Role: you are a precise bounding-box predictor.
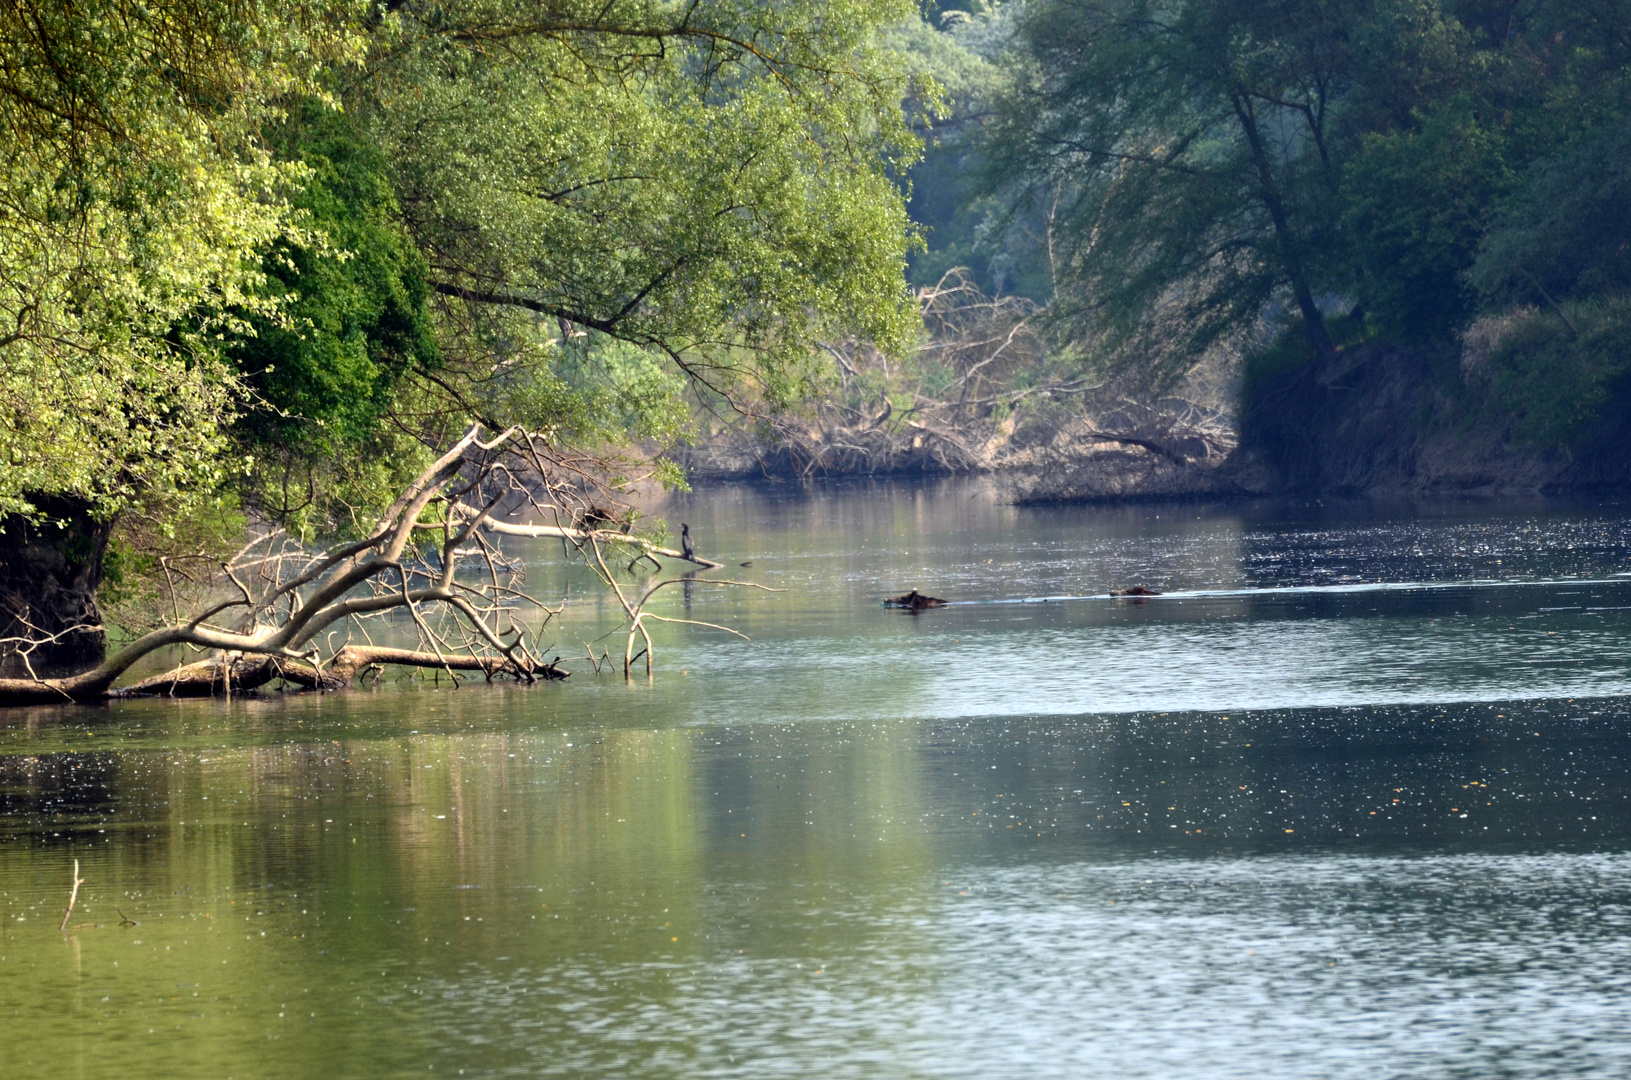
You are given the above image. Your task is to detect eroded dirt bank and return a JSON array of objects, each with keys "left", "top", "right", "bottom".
[{"left": 1238, "top": 343, "right": 1631, "bottom": 496}]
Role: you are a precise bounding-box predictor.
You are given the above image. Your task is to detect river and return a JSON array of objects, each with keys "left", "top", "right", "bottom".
[{"left": 5, "top": 480, "right": 1631, "bottom": 1078}]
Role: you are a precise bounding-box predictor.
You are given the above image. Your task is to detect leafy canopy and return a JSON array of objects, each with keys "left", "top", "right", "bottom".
[
  {"left": 0, "top": 0, "right": 928, "bottom": 539},
  {"left": 987, "top": 0, "right": 1631, "bottom": 386},
  {"left": 357, "top": 0, "right": 923, "bottom": 424},
  {"left": 0, "top": 0, "right": 366, "bottom": 520}
]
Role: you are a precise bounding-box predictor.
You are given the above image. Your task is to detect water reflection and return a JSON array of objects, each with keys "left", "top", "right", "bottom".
[
  {"left": 4, "top": 486, "right": 1631, "bottom": 1077},
  {"left": 5, "top": 697, "right": 1631, "bottom": 1077}
]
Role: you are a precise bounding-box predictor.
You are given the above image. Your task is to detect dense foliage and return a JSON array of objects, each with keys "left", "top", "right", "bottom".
[
  {"left": 0, "top": 0, "right": 924, "bottom": 536},
  {"left": 984, "top": 0, "right": 1631, "bottom": 430},
  {"left": 0, "top": 0, "right": 366, "bottom": 521}
]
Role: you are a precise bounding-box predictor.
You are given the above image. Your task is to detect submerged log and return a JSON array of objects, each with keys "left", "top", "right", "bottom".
[
  {"left": 884, "top": 589, "right": 948, "bottom": 610},
  {"left": 116, "top": 646, "right": 570, "bottom": 698},
  {"left": 314, "top": 646, "right": 569, "bottom": 686},
  {"left": 116, "top": 657, "right": 282, "bottom": 698}
]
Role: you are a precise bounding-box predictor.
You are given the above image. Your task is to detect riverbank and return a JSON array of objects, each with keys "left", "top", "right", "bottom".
[
  {"left": 671, "top": 393, "right": 1248, "bottom": 502},
  {"left": 676, "top": 342, "right": 1631, "bottom": 502},
  {"left": 1238, "top": 340, "right": 1631, "bottom": 495}
]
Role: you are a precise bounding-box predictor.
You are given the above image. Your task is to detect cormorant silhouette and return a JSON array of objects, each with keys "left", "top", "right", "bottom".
[{"left": 680, "top": 523, "right": 695, "bottom": 561}]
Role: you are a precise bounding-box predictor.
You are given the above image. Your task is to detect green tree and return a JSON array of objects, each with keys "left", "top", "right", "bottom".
[
  {"left": 989, "top": 0, "right": 1631, "bottom": 400},
  {"left": 988, "top": 0, "right": 1362, "bottom": 372},
  {"left": 227, "top": 0, "right": 927, "bottom": 533},
  {"left": 1471, "top": 118, "right": 1631, "bottom": 307},
  {"left": 229, "top": 100, "right": 442, "bottom": 531},
  {"left": 0, "top": 0, "right": 366, "bottom": 673},
  {"left": 0, "top": 0, "right": 365, "bottom": 522},
  {"left": 1341, "top": 97, "right": 1510, "bottom": 341},
  {"left": 357, "top": 0, "right": 922, "bottom": 421},
  {"left": 892, "top": 2, "right": 1051, "bottom": 298},
  {"left": 1467, "top": 116, "right": 1631, "bottom": 446}
]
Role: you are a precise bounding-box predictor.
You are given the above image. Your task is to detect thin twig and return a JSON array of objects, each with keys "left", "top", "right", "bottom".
[{"left": 59, "top": 858, "right": 83, "bottom": 932}]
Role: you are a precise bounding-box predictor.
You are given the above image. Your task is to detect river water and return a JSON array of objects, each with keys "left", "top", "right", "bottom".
[{"left": 5, "top": 481, "right": 1631, "bottom": 1078}]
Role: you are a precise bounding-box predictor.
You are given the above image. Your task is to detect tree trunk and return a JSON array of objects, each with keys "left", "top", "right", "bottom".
[
  {"left": 1232, "top": 92, "right": 1337, "bottom": 362},
  {"left": 0, "top": 495, "right": 110, "bottom": 678}
]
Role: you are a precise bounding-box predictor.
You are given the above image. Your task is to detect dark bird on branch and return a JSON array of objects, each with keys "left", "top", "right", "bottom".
[{"left": 680, "top": 523, "right": 695, "bottom": 562}]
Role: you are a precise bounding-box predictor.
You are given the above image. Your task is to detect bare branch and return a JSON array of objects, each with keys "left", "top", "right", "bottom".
[{"left": 0, "top": 423, "right": 762, "bottom": 704}]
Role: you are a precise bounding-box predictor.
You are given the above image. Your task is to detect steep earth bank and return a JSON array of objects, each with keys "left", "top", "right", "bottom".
[
  {"left": 0, "top": 495, "right": 110, "bottom": 678},
  {"left": 1237, "top": 342, "right": 1631, "bottom": 496}
]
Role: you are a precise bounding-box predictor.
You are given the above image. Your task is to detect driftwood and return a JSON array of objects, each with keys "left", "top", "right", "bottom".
[
  {"left": 0, "top": 424, "right": 723, "bottom": 706},
  {"left": 470, "top": 517, "right": 723, "bottom": 569},
  {"left": 586, "top": 541, "right": 775, "bottom": 675},
  {"left": 884, "top": 590, "right": 948, "bottom": 610},
  {"left": 117, "top": 656, "right": 284, "bottom": 698}
]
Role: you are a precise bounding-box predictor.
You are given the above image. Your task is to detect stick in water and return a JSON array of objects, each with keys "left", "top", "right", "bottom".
[{"left": 59, "top": 858, "right": 83, "bottom": 932}]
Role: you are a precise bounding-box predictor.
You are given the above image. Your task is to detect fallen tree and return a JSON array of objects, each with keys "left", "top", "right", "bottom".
[{"left": 0, "top": 425, "right": 725, "bottom": 706}]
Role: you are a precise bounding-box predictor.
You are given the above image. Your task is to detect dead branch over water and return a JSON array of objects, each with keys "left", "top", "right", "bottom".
[
  {"left": 0, "top": 426, "right": 728, "bottom": 706},
  {"left": 584, "top": 540, "right": 776, "bottom": 675}
]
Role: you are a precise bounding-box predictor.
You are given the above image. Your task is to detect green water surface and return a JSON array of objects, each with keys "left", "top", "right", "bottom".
[{"left": 6, "top": 482, "right": 1631, "bottom": 1078}]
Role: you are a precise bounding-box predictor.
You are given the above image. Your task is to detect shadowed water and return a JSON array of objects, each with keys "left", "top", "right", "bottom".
[{"left": 4, "top": 482, "right": 1631, "bottom": 1078}]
